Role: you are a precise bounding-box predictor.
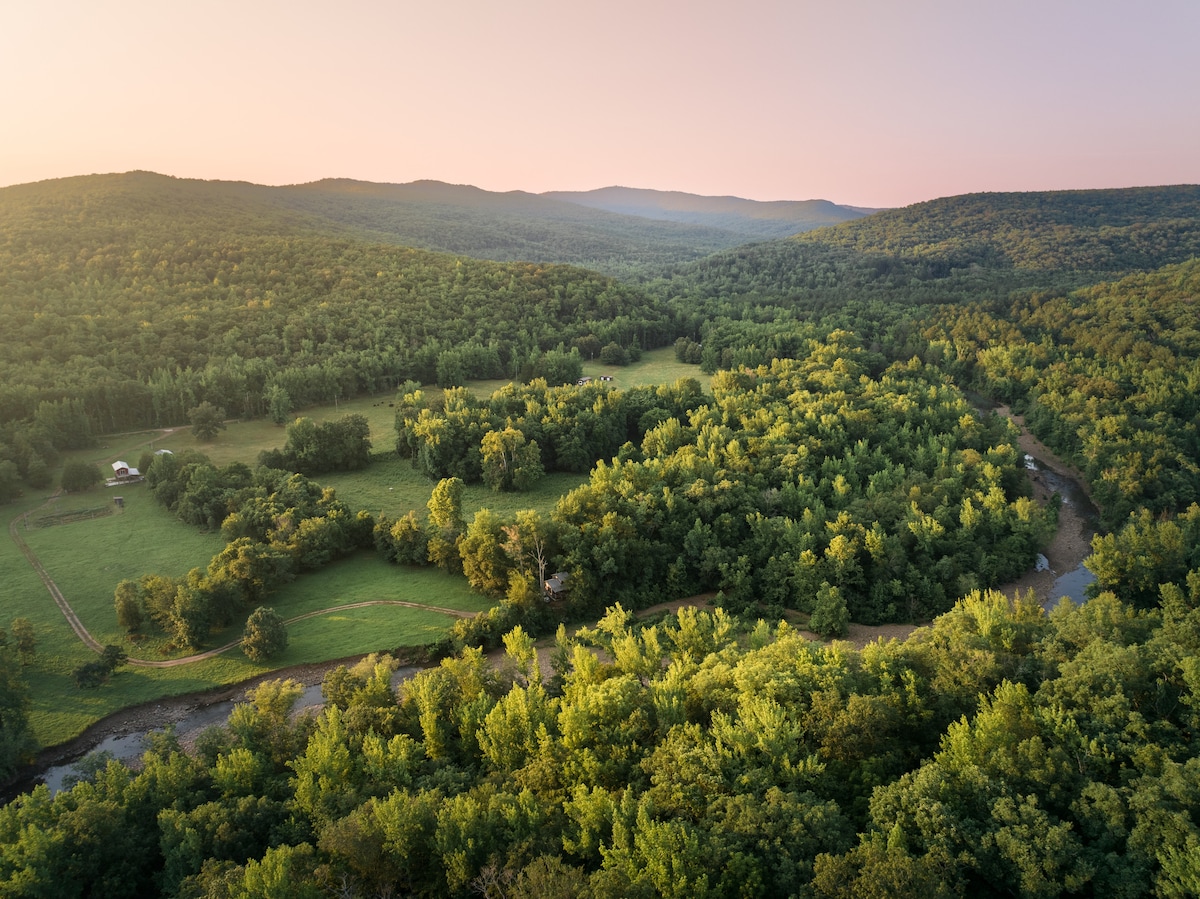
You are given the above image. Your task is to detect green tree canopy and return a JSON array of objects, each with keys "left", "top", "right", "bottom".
[
  {"left": 189, "top": 401, "right": 228, "bottom": 441},
  {"left": 242, "top": 607, "right": 289, "bottom": 663},
  {"left": 60, "top": 460, "right": 102, "bottom": 493}
]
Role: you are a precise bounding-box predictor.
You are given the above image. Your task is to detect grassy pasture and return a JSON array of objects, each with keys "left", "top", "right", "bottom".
[
  {"left": 127, "top": 352, "right": 704, "bottom": 469},
  {"left": 138, "top": 392, "right": 400, "bottom": 468},
  {"left": 283, "top": 604, "right": 461, "bottom": 659},
  {"left": 322, "top": 456, "right": 588, "bottom": 522},
  {"left": 267, "top": 553, "right": 490, "bottom": 618},
  {"left": 7, "top": 361, "right": 695, "bottom": 747},
  {"left": 581, "top": 346, "right": 708, "bottom": 391},
  {"left": 20, "top": 485, "right": 227, "bottom": 648}
]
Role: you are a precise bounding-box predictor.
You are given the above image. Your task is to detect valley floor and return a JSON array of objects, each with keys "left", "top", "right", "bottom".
[{"left": 15, "top": 406, "right": 1097, "bottom": 784}]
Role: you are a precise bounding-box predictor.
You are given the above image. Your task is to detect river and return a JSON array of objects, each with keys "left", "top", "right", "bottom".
[{"left": 35, "top": 667, "right": 420, "bottom": 796}]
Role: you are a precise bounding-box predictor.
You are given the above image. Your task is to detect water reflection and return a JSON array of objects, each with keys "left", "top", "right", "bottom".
[
  {"left": 37, "top": 666, "right": 425, "bottom": 796},
  {"left": 1048, "top": 565, "right": 1098, "bottom": 611},
  {"left": 1024, "top": 454, "right": 1099, "bottom": 610}
]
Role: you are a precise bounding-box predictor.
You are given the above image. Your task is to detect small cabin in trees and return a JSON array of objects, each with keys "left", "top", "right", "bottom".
[{"left": 544, "top": 572, "right": 570, "bottom": 601}]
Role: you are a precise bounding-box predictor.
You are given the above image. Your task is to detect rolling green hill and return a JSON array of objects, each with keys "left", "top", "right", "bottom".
[
  {"left": 0, "top": 172, "right": 673, "bottom": 441},
  {"left": 793, "top": 184, "right": 1200, "bottom": 274},
  {"left": 652, "top": 184, "right": 1200, "bottom": 313}
]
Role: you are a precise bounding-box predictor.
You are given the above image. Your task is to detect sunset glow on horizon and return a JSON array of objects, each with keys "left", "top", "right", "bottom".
[{"left": 2, "top": 0, "right": 1198, "bottom": 209}]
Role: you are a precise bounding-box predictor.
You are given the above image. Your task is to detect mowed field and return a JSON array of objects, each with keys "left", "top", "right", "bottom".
[{"left": 7, "top": 358, "right": 701, "bottom": 746}]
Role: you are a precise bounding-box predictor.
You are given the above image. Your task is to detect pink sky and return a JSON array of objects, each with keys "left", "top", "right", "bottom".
[{"left": 2, "top": 0, "right": 1198, "bottom": 208}]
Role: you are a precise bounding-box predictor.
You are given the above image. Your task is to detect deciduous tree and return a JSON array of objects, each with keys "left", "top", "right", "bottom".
[
  {"left": 61, "top": 460, "right": 102, "bottom": 492},
  {"left": 242, "top": 607, "right": 288, "bottom": 662},
  {"left": 189, "top": 401, "right": 227, "bottom": 441}
]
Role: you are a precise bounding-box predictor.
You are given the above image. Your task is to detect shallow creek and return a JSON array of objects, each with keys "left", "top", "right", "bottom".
[
  {"left": 36, "top": 668, "right": 420, "bottom": 795},
  {"left": 1024, "top": 452, "right": 1099, "bottom": 609}
]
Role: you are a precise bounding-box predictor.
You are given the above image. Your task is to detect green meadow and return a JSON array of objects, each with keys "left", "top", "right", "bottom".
[
  {"left": 322, "top": 457, "right": 589, "bottom": 523},
  {"left": 581, "top": 345, "right": 708, "bottom": 390}
]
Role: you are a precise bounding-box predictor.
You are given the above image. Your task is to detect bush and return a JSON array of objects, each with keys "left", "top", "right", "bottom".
[
  {"left": 599, "top": 342, "right": 630, "bottom": 366},
  {"left": 71, "top": 645, "right": 127, "bottom": 688},
  {"left": 61, "top": 461, "right": 102, "bottom": 493},
  {"left": 72, "top": 661, "right": 110, "bottom": 688}
]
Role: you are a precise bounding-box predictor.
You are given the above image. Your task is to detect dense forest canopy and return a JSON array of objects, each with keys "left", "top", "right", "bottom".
[
  {"left": 922, "top": 258, "right": 1200, "bottom": 527},
  {"left": 647, "top": 187, "right": 1200, "bottom": 530},
  {"left": 4, "top": 173, "right": 1200, "bottom": 897},
  {"left": 4, "top": 591, "right": 1200, "bottom": 898}
]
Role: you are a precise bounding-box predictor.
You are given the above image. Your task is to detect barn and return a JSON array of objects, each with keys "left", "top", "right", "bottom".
[{"left": 108, "top": 461, "right": 142, "bottom": 485}]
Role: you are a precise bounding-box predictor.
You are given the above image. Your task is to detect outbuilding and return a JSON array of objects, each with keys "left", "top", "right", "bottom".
[
  {"left": 544, "top": 571, "right": 570, "bottom": 601},
  {"left": 108, "top": 461, "right": 142, "bottom": 485}
]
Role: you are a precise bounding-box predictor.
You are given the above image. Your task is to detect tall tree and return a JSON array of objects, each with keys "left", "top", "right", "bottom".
[
  {"left": 427, "top": 477, "right": 465, "bottom": 572},
  {"left": 189, "top": 402, "right": 227, "bottom": 441},
  {"left": 0, "top": 643, "right": 33, "bottom": 778},
  {"left": 481, "top": 427, "right": 544, "bottom": 492},
  {"left": 60, "top": 460, "right": 102, "bottom": 493},
  {"left": 459, "top": 509, "right": 512, "bottom": 597}
]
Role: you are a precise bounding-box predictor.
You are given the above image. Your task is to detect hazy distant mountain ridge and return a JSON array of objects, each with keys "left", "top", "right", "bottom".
[
  {"left": 0, "top": 172, "right": 770, "bottom": 278},
  {"left": 544, "top": 185, "right": 872, "bottom": 239},
  {"left": 270, "top": 178, "right": 753, "bottom": 273}
]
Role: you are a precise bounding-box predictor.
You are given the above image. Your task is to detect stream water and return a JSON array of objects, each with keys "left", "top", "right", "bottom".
[
  {"left": 36, "top": 668, "right": 420, "bottom": 795},
  {"left": 1025, "top": 453, "right": 1099, "bottom": 610}
]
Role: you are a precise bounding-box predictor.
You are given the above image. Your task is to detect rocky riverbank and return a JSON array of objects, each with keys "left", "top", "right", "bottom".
[{"left": 995, "top": 405, "right": 1099, "bottom": 607}]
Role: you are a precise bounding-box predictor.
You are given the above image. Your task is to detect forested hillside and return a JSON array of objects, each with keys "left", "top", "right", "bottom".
[
  {"left": 0, "top": 173, "right": 675, "bottom": 485},
  {"left": 656, "top": 185, "right": 1200, "bottom": 310},
  {"left": 653, "top": 186, "right": 1200, "bottom": 529},
  {"left": 793, "top": 185, "right": 1200, "bottom": 274},
  {"left": 0, "top": 172, "right": 763, "bottom": 277},
  {"left": 923, "top": 258, "right": 1200, "bottom": 527}
]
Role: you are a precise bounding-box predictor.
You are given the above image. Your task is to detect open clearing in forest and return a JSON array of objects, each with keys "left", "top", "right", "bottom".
[{"left": 581, "top": 346, "right": 707, "bottom": 390}]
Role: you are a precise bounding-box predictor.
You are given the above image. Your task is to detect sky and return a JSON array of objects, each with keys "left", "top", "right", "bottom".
[{"left": 2, "top": 0, "right": 1198, "bottom": 208}]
